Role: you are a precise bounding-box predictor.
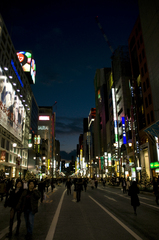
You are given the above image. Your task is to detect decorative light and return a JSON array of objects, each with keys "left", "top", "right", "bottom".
[
  {"left": 4, "top": 67, "right": 8, "bottom": 71},
  {"left": 17, "top": 89, "right": 20, "bottom": 92},
  {"left": 13, "top": 143, "right": 17, "bottom": 147},
  {"left": 22, "top": 100, "right": 25, "bottom": 102},
  {"left": 9, "top": 76, "right": 13, "bottom": 79},
  {"left": 20, "top": 95, "right": 23, "bottom": 97},
  {"left": 13, "top": 83, "right": 16, "bottom": 86}
]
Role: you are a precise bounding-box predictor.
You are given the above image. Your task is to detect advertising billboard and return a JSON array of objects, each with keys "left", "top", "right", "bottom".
[
  {"left": 0, "top": 76, "right": 26, "bottom": 141},
  {"left": 16, "top": 51, "right": 36, "bottom": 84}
]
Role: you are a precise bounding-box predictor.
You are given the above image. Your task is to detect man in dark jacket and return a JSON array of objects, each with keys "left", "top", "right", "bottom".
[
  {"left": 16, "top": 180, "right": 41, "bottom": 239},
  {"left": 153, "top": 177, "right": 159, "bottom": 205},
  {"left": 65, "top": 178, "right": 72, "bottom": 195},
  {"left": 5, "top": 179, "right": 23, "bottom": 237}
]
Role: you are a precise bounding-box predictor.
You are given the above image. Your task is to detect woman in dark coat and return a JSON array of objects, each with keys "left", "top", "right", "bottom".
[
  {"left": 129, "top": 181, "right": 140, "bottom": 215},
  {"left": 4, "top": 179, "right": 23, "bottom": 237}
]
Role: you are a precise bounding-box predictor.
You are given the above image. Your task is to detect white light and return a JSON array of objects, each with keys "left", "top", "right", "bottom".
[
  {"left": 4, "top": 67, "right": 8, "bottom": 71},
  {"left": 39, "top": 116, "right": 50, "bottom": 121},
  {"left": 9, "top": 75, "right": 13, "bottom": 79},
  {"left": 17, "top": 89, "right": 20, "bottom": 92},
  {"left": 13, "top": 82, "right": 16, "bottom": 86},
  {"left": 23, "top": 100, "right": 25, "bottom": 102},
  {"left": 20, "top": 95, "right": 23, "bottom": 97},
  {"left": 25, "top": 104, "right": 28, "bottom": 107},
  {"left": 27, "top": 108, "right": 30, "bottom": 110},
  {"left": 28, "top": 143, "right": 32, "bottom": 148},
  {"left": 13, "top": 143, "right": 17, "bottom": 147}
]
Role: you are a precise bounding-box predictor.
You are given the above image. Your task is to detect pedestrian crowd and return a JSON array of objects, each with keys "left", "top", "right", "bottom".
[{"left": 0, "top": 176, "right": 56, "bottom": 239}]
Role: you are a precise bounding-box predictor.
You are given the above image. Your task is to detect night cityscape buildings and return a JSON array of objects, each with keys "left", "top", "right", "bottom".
[{"left": 0, "top": 1, "right": 159, "bottom": 181}]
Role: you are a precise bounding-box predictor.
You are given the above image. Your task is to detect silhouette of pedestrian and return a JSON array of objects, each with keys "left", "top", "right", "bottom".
[{"left": 128, "top": 181, "right": 140, "bottom": 215}]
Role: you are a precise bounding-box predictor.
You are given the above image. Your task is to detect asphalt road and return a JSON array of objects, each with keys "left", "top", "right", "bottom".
[{"left": 0, "top": 183, "right": 158, "bottom": 240}]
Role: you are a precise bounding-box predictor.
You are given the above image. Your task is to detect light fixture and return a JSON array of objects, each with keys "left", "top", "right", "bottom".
[
  {"left": 9, "top": 76, "right": 13, "bottom": 79},
  {"left": 17, "top": 89, "right": 20, "bottom": 92},
  {"left": 13, "top": 143, "right": 17, "bottom": 147},
  {"left": 20, "top": 95, "right": 23, "bottom": 97},
  {"left": 13, "top": 83, "right": 16, "bottom": 86},
  {"left": 4, "top": 67, "right": 8, "bottom": 71},
  {"left": 27, "top": 108, "right": 30, "bottom": 110},
  {"left": 25, "top": 104, "right": 28, "bottom": 107},
  {"left": 28, "top": 143, "right": 32, "bottom": 148},
  {"left": 22, "top": 100, "right": 25, "bottom": 102}
]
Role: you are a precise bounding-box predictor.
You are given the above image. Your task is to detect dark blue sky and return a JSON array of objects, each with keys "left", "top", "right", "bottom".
[{"left": 1, "top": 0, "right": 139, "bottom": 153}]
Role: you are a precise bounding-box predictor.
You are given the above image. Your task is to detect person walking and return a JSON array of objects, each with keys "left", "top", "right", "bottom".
[
  {"left": 126, "top": 178, "right": 131, "bottom": 194},
  {"left": 65, "top": 178, "right": 72, "bottom": 195},
  {"left": 38, "top": 179, "right": 45, "bottom": 203},
  {"left": 0, "top": 178, "right": 6, "bottom": 201},
  {"left": 122, "top": 178, "right": 126, "bottom": 193},
  {"left": 128, "top": 181, "right": 140, "bottom": 215},
  {"left": 50, "top": 178, "right": 55, "bottom": 192},
  {"left": 76, "top": 178, "right": 83, "bottom": 202},
  {"left": 16, "top": 179, "right": 41, "bottom": 240},
  {"left": 153, "top": 177, "right": 159, "bottom": 205},
  {"left": 5, "top": 179, "right": 23, "bottom": 238},
  {"left": 83, "top": 178, "right": 87, "bottom": 192}
]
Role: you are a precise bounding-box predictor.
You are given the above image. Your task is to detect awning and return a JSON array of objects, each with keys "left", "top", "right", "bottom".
[{"left": 144, "top": 120, "right": 159, "bottom": 137}]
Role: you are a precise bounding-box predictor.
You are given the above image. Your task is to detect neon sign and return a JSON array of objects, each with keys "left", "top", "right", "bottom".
[
  {"left": 122, "top": 117, "right": 127, "bottom": 144},
  {"left": 11, "top": 60, "right": 24, "bottom": 87},
  {"left": 39, "top": 116, "right": 50, "bottom": 121}
]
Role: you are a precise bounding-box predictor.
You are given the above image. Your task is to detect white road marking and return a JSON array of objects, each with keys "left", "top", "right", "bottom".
[
  {"left": 98, "top": 187, "right": 159, "bottom": 209},
  {"left": 89, "top": 196, "right": 143, "bottom": 240},
  {"left": 45, "top": 189, "right": 67, "bottom": 240},
  {"left": 104, "top": 195, "right": 117, "bottom": 202},
  {"left": 0, "top": 221, "right": 17, "bottom": 239}
]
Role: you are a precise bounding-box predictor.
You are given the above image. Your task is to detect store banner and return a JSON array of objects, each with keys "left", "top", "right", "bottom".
[{"left": 0, "top": 77, "right": 26, "bottom": 141}]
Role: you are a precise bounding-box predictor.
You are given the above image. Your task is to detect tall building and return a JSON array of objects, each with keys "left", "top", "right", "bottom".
[
  {"left": 0, "top": 15, "right": 34, "bottom": 178},
  {"left": 137, "top": 0, "right": 159, "bottom": 177},
  {"left": 128, "top": 16, "right": 157, "bottom": 179},
  {"left": 38, "top": 106, "right": 55, "bottom": 176}
]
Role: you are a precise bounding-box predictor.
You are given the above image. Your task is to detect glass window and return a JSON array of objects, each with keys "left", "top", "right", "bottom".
[
  {"left": 151, "top": 111, "right": 154, "bottom": 122},
  {"left": 147, "top": 113, "right": 150, "bottom": 124},
  {"left": 143, "top": 82, "right": 146, "bottom": 92},
  {"left": 1, "top": 138, "right": 5, "bottom": 148},
  {"left": 10, "top": 155, "right": 12, "bottom": 163},
  {"left": 6, "top": 140, "right": 9, "bottom": 151},
  {"left": 146, "top": 78, "right": 149, "bottom": 89},
  {"left": 144, "top": 63, "right": 147, "bottom": 73},
  {"left": 148, "top": 94, "right": 152, "bottom": 105},
  {"left": 145, "top": 97, "right": 148, "bottom": 108}
]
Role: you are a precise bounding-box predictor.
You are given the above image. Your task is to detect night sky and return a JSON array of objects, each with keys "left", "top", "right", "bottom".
[{"left": 1, "top": 0, "right": 139, "bottom": 153}]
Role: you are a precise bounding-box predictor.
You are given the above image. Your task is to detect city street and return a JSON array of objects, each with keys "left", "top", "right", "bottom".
[{"left": 0, "top": 183, "right": 158, "bottom": 240}]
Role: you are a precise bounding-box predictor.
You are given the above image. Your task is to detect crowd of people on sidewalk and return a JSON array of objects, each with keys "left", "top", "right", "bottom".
[{"left": 0, "top": 174, "right": 159, "bottom": 238}]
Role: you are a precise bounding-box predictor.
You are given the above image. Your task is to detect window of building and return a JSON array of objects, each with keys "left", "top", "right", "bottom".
[
  {"left": 10, "top": 155, "right": 12, "bottom": 163},
  {"left": 141, "top": 67, "right": 144, "bottom": 77},
  {"left": 147, "top": 113, "right": 150, "bottom": 124},
  {"left": 150, "top": 110, "right": 154, "bottom": 122},
  {"left": 148, "top": 94, "right": 152, "bottom": 105},
  {"left": 6, "top": 140, "right": 9, "bottom": 151},
  {"left": 145, "top": 97, "right": 148, "bottom": 108},
  {"left": 144, "top": 63, "right": 147, "bottom": 73},
  {"left": 5, "top": 152, "right": 8, "bottom": 162},
  {"left": 142, "top": 49, "right": 145, "bottom": 59},
  {"left": 140, "top": 35, "right": 143, "bottom": 44},
  {"left": 146, "top": 78, "right": 149, "bottom": 89},
  {"left": 118, "top": 108, "right": 123, "bottom": 116},
  {"left": 143, "top": 82, "right": 146, "bottom": 92},
  {"left": 1, "top": 138, "right": 5, "bottom": 148},
  {"left": 139, "top": 54, "right": 142, "bottom": 63}
]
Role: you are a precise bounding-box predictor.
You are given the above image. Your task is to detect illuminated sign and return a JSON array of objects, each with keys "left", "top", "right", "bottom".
[
  {"left": 39, "top": 116, "right": 50, "bottom": 121},
  {"left": 11, "top": 60, "right": 24, "bottom": 87},
  {"left": 150, "top": 162, "right": 159, "bottom": 169},
  {"left": 16, "top": 51, "right": 36, "bottom": 84},
  {"left": 0, "top": 76, "right": 25, "bottom": 141},
  {"left": 112, "top": 88, "right": 118, "bottom": 143},
  {"left": 38, "top": 126, "right": 49, "bottom": 130},
  {"left": 34, "top": 135, "right": 41, "bottom": 144},
  {"left": 122, "top": 117, "right": 127, "bottom": 144},
  {"left": 0, "top": 151, "right": 6, "bottom": 161},
  {"left": 108, "top": 153, "right": 111, "bottom": 166}
]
